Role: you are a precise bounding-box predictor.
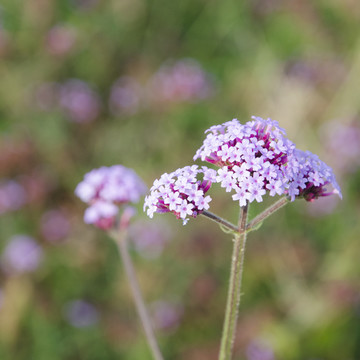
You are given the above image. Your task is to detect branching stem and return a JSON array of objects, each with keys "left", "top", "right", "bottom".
[
  {"left": 244, "top": 197, "right": 289, "bottom": 234},
  {"left": 201, "top": 210, "right": 238, "bottom": 233}
]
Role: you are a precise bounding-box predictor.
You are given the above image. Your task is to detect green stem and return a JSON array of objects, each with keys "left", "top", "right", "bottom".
[
  {"left": 112, "top": 230, "right": 164, "bottom": 360},
  {"left": 219, "top": 204, "right": 249, "bottom": 360},
  {"left": 245, "top": 197, "right": 289, "bottom": 233},
  {"left": 201, "top": 210, "right": 238, "bottom": 233}
]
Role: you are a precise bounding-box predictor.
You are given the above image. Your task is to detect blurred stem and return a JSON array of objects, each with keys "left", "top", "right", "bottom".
[
  {"left": 245, "top": 197, "right": 289, "bottom": 234},
  {"left": 201, "top": 210, "right": 238, "bottom": 233},
  {"left": 111, "top": 230, "right": 164, "bottom": 360},
  {"left": 219, "top": 204, "right": 249, "bottom": 360}
]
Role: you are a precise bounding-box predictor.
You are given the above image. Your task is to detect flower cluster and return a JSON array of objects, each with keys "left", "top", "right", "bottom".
[
  {"left": 194, "top": 116, "right": 341, "bottom": 205},
  {"left": 144, "top": 166, "right": 216, "bottom": 225},
  {"left": 1, "top": 235, "right": 43, "bottom": 274},
  {"left": 147, "top": 59, "right": 214, "bottom": 104},
  {"left": 144, "top": 117, "right": 341, "bottom": 224},
  {"left": 0, "top": 180, "right": 27, "bottom": 214},
  {"left": 288, "top": 149, "right": 342, "bottom": 201},
  {"left": 59, "top": 79, "right": 101, "bottom": 123},
  {"left": 75, "top": 165, "right": 147, "bottom": 230}
]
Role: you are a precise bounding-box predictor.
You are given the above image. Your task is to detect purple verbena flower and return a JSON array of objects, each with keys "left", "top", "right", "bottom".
[
  {"left": 194, "top": 116, "right": 342, "bottom": 205},
  {"left": 46, "top": 25, "right": 77, "bottom": 57},
  {"left": 1, "top": 235, "right": 43, "bottom": 274},
  {"left": 83, "top": 201, "right": 118, "bottom": 230},
  {"left": 59, "top": 79, "right": 100, "bottom": 123},
  {"left": 0, "top": 180, "right": 27, "bottom": 214},
  {"left": 194, "top": 117, "right": 294, "bottom": 205},
  {"left": 75, "top": 165, "right": 147, "bottom": 230},
  {"left": 64, "top": 299, "right": 99, "bottom": 328},
  {"left": 147, "top": 58, "right": 214, "bottom": 104},
  {"left": 144, "top": 166, "right": 214, "bottom": 225},
  {"left": 287, "top": 149, "right": 342, "bottom": 202}
]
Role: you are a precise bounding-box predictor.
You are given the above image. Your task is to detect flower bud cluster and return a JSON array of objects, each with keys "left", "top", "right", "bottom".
[
  {"left": 75, "top": 165, "right": 147, "bottom": 230},
  {"left": 144, "top": 166, "right": 215, "bottom": 225}
]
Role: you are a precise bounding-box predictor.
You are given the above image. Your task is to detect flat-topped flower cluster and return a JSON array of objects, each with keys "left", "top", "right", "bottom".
[
  {"left": 194, "top": 116, "right": 341, "bottom": 205},
  {"left": 75, "top": 165, "right": 147, "bottom": 229},
  {"left": 145, "top": 116, "right": 341, "bottom": 224},
  {"left": 144, "top": 166, "right": 215, "bottom": 224}
]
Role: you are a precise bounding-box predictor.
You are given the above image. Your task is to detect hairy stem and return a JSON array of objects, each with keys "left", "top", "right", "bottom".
[
  {"left": 112, "top": 230, "right": 164, "bottom": 360},
  {"left": 201, "top": 210, "right": 238, "bottom": 233},
  {"left": 219, "top": 204, "right": 249, "bottom": 360},
  {"left": 245, "top": 197, "right": 289, "bottom": 233}
]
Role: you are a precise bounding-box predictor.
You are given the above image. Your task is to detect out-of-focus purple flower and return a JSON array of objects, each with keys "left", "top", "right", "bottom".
[
  {"left": 46, "top": 25, "right": 77, "bottom": 56},
  {"left": 194, "top": 116, "right": 341, "bottom": 205},
  {"left": 144, "top": 165, "right": 215, "bottom": 225},
  {"left": 109, "top": 76, "right": 142, "bottom": 116},
  {"left": 59, "top": 79, "right": 100, "bottom": 123},
  {"left": 1, "top": 235, "right": 43, "bottom": 274},
  {"left": 322, "top": 120, "right": 360, "bottom": 175},
  {"left": 0, "top": 180, "right": 27, "bottom": 215},
  {"left": 41, "top": 209, "right": 71, "bottom": 242},
  {"left": 129, "top": 219, "right": 171, "bottom": 259},
  {"left": 151, "top": 300, "right": 183, "bottom": 332},
  {"left": 246, "top": 340, "right": 275, "bottom": 360},
  {"left": 75, "top": 165, "right": 147, "bottom": 230},
  {"left": 76, "top": 165, "right": 147, "bottom": 205},
  {"left": 147, "top": 58, "right": 214, "bottom": 104},
  {"left": 64, "top": 299, "right": 99, "bottom": 328},
  {"left": 83, "top": 201, "right": 118, "bottom": 230}
]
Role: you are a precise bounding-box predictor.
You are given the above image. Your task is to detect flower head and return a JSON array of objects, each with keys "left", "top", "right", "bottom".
[
  {"left": 194, "top": 117, "right": 295, "bottom": 205},
  {"left": 59, "top": 79, "right": 100, "bottom": 123},
  {"left": 194, "top": 116, "right": 341, "bottom": 205},
  {"left": 1, "top": 235, "right": 43, "bottom": 274},
  {"left": 144, "top": 165, "right": 215, "bottom": 225},
  {"left": 147, "top": 58, "right": 214, "bottom": 104},
  {"left": 64, "top": 299, "right": 99, "bottom": 328},
  {"left": 287, "top": 149, "right": 342, "bottom": 201},
  {"left": 75, "top": 165, "right": 147, "bottom": 230}
]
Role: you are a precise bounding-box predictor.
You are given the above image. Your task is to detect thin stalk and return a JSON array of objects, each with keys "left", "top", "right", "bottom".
[
  {"left": 245, "top": 197, "right": 289, "bottom": 233},
  {"left": 201, "top": 210, "right": 238, "bottom": 233},
  {"left": 113, "top": 230, "right": 164, "bottom": 360},
  {"left": 219, "top": 204, "right": 249, "bottom": 360}
]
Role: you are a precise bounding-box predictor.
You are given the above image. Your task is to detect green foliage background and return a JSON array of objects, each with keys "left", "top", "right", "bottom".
[{"left": 0, "top": 0, "right": 359, "bottom": 359}]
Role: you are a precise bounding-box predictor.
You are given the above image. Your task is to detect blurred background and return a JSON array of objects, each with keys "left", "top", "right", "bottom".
[{"left": 0, "top": 0, "right": 360, "bottom": 359}]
